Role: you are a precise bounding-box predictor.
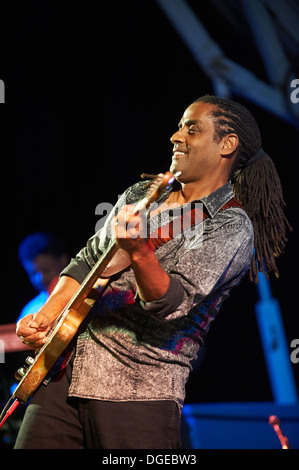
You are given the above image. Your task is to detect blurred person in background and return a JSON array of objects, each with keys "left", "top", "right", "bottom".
[{"left": 17, "top": 232, "right": 70, "bottom": 321}]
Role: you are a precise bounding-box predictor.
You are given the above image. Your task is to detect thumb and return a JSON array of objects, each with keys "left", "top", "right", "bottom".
[{"left": 29, "top": 312, "right": 50, "bottom": 330}]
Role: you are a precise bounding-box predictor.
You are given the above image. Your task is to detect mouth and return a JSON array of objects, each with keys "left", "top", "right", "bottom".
[{"left": 172, "top": 149, "right": 187, "bottom": 159}]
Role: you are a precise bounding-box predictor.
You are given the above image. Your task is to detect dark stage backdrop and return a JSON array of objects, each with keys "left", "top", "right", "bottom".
[{"left": 0, "top": 1, "right": 298, "bottom": 409}]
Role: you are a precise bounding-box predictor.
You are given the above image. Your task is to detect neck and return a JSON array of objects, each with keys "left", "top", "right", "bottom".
[{"left": 175, "top": 177, "right": 228, "bottom": 203}]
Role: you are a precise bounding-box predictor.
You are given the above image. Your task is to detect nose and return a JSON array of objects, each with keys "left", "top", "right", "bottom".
[{"left": 170, "top": 128, "right": 185, "bottom": 144}]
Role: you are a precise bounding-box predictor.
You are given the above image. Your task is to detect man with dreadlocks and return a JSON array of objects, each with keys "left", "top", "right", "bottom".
[{"left": 14, "top": 95, "right": 290, "bottom": 449}]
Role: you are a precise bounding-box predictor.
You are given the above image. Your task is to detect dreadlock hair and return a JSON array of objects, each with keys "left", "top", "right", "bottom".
[{"left": 194, "top": 94, "right": 292, "bottom": 282}]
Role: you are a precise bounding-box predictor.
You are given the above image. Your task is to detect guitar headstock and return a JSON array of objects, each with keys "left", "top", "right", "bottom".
[
  {"left": 146, "top": 171, "right": 175, "bottom": 202},
  {"left": 134, "top": 171, "right": 179, "bottom": 213}
]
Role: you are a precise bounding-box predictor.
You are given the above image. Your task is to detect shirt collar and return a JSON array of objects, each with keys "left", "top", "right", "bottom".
[
  {"left": 198, "top": 181, "right": 235, "bottom": 218},
  {"left": 157, "top": 180, "right": 234, "bottom": 218}
]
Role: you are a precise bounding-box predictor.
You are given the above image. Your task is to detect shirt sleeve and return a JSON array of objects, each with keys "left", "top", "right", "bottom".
[
  {"left": 160, "top": 210, "right": 254, "bottom": 320},
  {"left": 136, "top": 276, "right": 185, "bottom": 317}
]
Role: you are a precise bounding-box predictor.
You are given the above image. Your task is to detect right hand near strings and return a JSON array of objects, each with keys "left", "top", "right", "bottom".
[{"left": 16, "top": 312, "right": 53, "bottom": 350}]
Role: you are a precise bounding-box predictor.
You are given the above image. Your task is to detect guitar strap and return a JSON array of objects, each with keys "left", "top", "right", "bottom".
[
  {"left": 100, "top": 197, "right": 242, "bottom": 277},
  {"left": 148, "top": 197, "right": 243, "bottom": 250}
]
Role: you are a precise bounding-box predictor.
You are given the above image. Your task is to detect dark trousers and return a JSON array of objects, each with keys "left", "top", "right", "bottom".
[{"left": 14, "top": 363, "right": 181, "bottom": 449}]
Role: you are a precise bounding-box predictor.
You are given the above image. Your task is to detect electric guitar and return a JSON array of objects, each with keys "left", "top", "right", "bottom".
[{"left": 0, "top": 171, "right": 177, "bottom": 427}]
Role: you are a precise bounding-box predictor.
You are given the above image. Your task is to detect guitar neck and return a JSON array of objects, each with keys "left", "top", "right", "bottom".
[{"left": 65, "top": 239, "right": 118, "bottom": 312}]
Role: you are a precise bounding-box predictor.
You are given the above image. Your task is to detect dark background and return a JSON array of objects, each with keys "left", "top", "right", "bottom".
[{"left": 0, "top": 0, "right": 298, "bottom": 422}]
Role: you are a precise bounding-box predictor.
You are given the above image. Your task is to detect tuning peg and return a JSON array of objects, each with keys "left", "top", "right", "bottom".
[
  {"left": 14, "top": 356, "right": 35, "bottom": 380},
  {"left": 25, "top": 356, "right": 34, "bottom": 366},
  {"left": 14, "top": 367, "right": 26, "bottom": 381}
]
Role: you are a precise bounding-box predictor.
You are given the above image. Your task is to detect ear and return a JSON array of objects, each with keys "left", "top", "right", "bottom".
[{"left": 220, "top": 134, "right": 239, "bottom": 156}]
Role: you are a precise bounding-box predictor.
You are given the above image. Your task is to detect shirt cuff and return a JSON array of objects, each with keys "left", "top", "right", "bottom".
[
  {"left": 60, "top": 258, "right": 91, "bottom": 285},
  {"left": 136, "top": 276, "right": 185, "bottom": 317}
]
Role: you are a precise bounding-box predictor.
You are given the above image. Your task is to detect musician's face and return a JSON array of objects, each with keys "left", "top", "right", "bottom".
[
  {"left": 23, "top": 253, "right": 68, "bottom": 292},
  {"left": 170, "top": 101, "right": 227, "bottom": 183}
]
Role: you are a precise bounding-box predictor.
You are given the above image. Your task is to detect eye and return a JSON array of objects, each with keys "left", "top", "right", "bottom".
[{"left": 188, "top": 125, "right": 200, "bottom": 134}]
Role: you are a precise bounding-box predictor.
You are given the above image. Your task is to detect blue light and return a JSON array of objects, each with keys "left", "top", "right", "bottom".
[
  {"left": 10, "top": 382, "right": 18, "bottom": 395},
  {"left": 17, "top": 291, "right": 48, "bottom": 322},
  {"left": 255, "top": 271, "right": 298, "bottom": 404}
]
